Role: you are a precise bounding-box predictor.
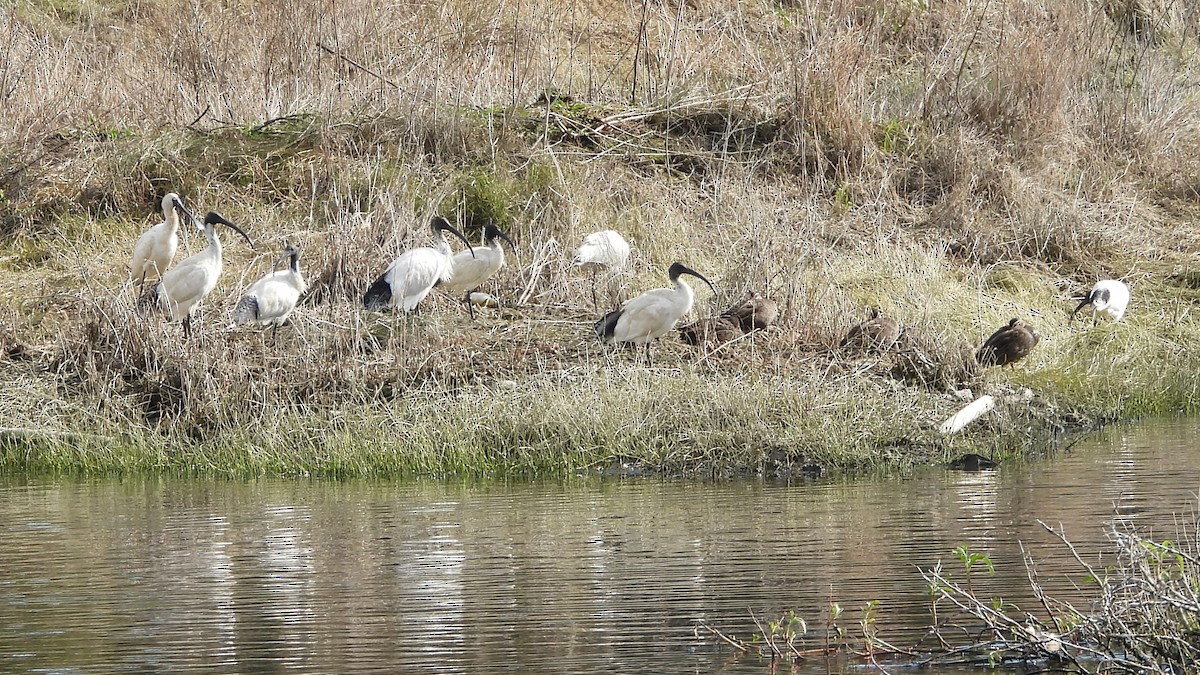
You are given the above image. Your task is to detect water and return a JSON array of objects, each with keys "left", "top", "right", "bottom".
[{"left": 2, "top": 420, "right": 1199, "bottom": 673}]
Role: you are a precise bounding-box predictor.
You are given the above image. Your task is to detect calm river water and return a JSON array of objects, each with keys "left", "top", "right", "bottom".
[{"left": 2, "top": 420, "right": 1199, "bottom": 673}]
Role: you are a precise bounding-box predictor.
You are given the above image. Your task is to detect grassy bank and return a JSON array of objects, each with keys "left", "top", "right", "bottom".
[{"left": 1, "top": 0, "right": 1199, "bottom": 477}]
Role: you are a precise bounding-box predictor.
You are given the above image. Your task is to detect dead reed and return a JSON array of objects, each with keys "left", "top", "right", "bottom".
[{"left": 0, "top": 0, "right": 1199, "bottom": 475}]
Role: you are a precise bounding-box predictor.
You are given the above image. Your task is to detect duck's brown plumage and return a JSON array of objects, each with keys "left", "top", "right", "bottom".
[
  {"left": 679, "top": 317, "right": 744, "bottom": 347},
  {"left": 720, "top": 292, "right": 778, "bottom": 332},
  {"left": 975, "top": 318, "right": 1040, "bottom": 367},
  {"left": 840, "top": 307, "right": 901, "bottom": 353}
]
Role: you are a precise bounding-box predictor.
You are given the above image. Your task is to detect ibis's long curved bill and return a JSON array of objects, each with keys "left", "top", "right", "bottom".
[
  {"left": 495, "top": 230, "right": 517, "bottom": 253},
  {"left": 437, "top": 221, "right": 476, "bottom": 259},
  {"left": 1069, "top": 295, "right": 1092, "bottom": 322},
  {"left": 171, "top": 198, "right": 197, "bottom": 229},
  {"left": 670, "top": 262, "right": 717, "bottom": 296},
  {"left": 273, "top": 244, "right": 299, "bottom": 272},
  {"left": 205, "top": 212, "right": 254, "bottom": 248}
]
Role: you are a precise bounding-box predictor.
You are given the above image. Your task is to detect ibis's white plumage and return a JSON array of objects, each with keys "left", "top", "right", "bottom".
[
  {"left": 363, "top": 217, "right": 474, "bottom": 312},
  {"left": 1072, "top": 279, "right": 1130, "bottom": 323},
  {"left": 156, "top": 212, "right": 253, "bottom": 335},
  {"left": 130, "top": 193, "right": 194, "bottom": 290},
  {"left": 605, "top": 286, "right": 696, "bottom": 344},
  {"left": 595, "top": 262, "right": 715, "bottom": 348},
  {"left": 235, "top": 244, "right": 306, "bottom": 330},
  {"left": 441, "top": 225, "right": 515, "bottom": 296},
  {"left": 439, "top": 225, "right": 515, "bottom": 318},
  {"left": 574, "top": 229, "right": 630, "bottom": 271}
]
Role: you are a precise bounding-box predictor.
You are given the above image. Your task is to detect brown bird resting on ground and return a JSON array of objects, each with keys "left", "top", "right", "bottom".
[
  {"left": 840, "top": 307, "right": 901, "bottom": 353},
  {"left": 679, "top": 316, "right": 743, "bottom": 346},
  {"left": 975, "top": 318, "right": 1040, "bottom": 367},
  {"left": 720, "top": 292, "right": 779, "bottom": 332}
]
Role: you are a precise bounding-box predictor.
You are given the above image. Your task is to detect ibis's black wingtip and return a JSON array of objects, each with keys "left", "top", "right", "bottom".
[
  {"left": 594, "top": 309, "right": 622, "bottom": 342},
  {"left": 363, "top": 275, "right": 392, "bottom": 310}
]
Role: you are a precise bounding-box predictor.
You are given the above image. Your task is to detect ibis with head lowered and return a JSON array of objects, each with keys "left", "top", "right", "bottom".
[
  {"left": 574, "top": 229, "right": 631, "bottom": 308},
  {"left": 235, "top": 243, "right": 307, "bottom": 342},
  {"left": 1071, "top": 279, "right": 1130, "bottom": 325}
]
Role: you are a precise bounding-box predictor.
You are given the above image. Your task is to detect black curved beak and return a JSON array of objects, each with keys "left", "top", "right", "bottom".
[
  {"left": 1069, "top": 295, "right": 1092, "bottom": 322},
  {"left": 272, "top": 243, "right": 295, "bottom": 272},
  {"left": 689, "top": 270, "right": 717, "bottom": 297},
  {"left": 205, "top": 211, "right": 254, "bottom": 248},
  {"left": 496, "top": 230, "right": 517, "bottom": 253},
  {"left": 171, "top": 198, "right": 197, "bottom": 227},
  {"left": 435, "top": 219, "right": 475, "bottom": 259},
  {"left": 672, "top": 262, "right": 717, "bottom": 296}
]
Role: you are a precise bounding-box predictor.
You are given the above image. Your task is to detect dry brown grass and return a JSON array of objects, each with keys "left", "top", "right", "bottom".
[{"left": 1, "top": 0, "right": 1199, "bottom": 474}]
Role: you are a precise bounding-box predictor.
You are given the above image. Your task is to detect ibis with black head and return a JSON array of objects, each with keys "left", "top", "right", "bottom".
[
  {"left": 130, "top": 192, "right": 197, "bottom": 294},
  {"left": 363, "top": 217, "right": 475, "bottom": 312},
  {"left": 439, "top": 224, "right": 516, "bottom": 319},
  {"left": 235, "top": 243, "right": 307, "bottom": 343},
  {"left": 156, "top": 211, "right": 253, "bottom": 337},
  {"left": 1071, "top": 279, "right": 1130, "bottom": 325},
  {"left": 595, "top": 261, "right": 716, "bottom": 365}
]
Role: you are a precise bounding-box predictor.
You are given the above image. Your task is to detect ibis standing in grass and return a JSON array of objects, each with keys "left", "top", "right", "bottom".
[
  {"left": 130, "top": 192, "right": 197, "bottom": 294},
  {"left": 574, "top": 229, "right": 631, "bottom": 308},
  {"left": 155, "top": 211, "right": 253, "bottom": 337},
  {"left": 235, "top": 243, "right": 307, "bottom": 343},
  {"left": 439, "top": 224, "right": 516, "bottom": 319},
  {"left": 363, "top": 216, "right": 475, "bottom": 312},
  {"left": 594, "top": 261, "right": 716, "bottom": 365},
  {"left": 1071, "top": 279, "right": 1130, "bottom": 325}
]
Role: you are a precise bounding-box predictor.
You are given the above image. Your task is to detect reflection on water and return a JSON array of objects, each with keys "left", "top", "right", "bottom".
[{"left": 2, "top": 420, "right": 1199, "bottom": 674}]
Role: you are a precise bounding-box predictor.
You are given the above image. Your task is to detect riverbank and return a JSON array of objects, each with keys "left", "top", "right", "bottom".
[{"left": 1, "top": 0, "right": 1199, "bottom": 478}]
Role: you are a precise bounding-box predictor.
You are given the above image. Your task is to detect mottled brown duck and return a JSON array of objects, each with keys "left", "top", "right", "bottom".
[
  {"left": 839, "top": 307, "right": 901, "bottom": 353},
  {"left": 679, "top": 317, "right": 744, "bottom": 347},
  {"left": 720, "top": 292, "right": 778, "bottom": 332}
]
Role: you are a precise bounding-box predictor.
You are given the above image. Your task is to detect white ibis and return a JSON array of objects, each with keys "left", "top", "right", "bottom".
[
  {"left": 129, "top": 192, "right": 196, "bottom": 293},
  {"left": 594, "top": 261, "right": 716, "bottom": 365},
  {"left": 363, "top": 216, "right": 474, "bottom": 312},
  {"left": 439, "top": 224, "right": 516, "bottom": 319},
  {"left": 1071, "top": 279, "right": 1130, "bottom": 324},
  {"left": 234, "top": 243, "right": 307, "bottom": 343},
  {"left": 156, "top": 211, "right": 253, "bottom": 337},
  {"left": 976, "top": 318, "right": 1039, "bottom": 368},
  {"left": 574, "top": 229, "right": 631, "bottom": 308}
]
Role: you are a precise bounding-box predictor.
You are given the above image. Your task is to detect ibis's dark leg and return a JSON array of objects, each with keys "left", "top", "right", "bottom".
[
  {"left": 137, "top": 271, "right": 147, "bottom": 296},
  {"left": 271, "top": 323, "right": 279, "bottom": 347},
  {"left": 590, "top": 269, "right": 599, "bottom": 310},
  {"left": 645, "top": 342, "right": 653, "bottom": 368},
  {"left": 182, "top": 314, "right": 192, "bottom": 338},
  {"left": 464, "top": 292, "right": 475, "bottom": 320}
]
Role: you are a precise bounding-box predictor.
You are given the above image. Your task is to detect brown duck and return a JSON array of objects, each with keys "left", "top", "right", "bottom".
[
  {"left": 840, "top": 307, "right": 901, "bottom": 353},
  {"left": 720, "top": 292, "right": 779, "bottom": 332},
  {"left": 679, "top": 317, "right": 744, "bottom": 347},
  {"left": 975, "top": 318, "right": 1040, "bottom": 367}
]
